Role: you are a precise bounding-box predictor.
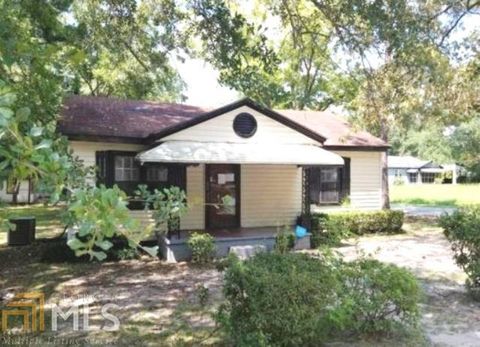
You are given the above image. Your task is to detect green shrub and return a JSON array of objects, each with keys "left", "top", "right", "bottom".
[
  {"left": 440, "top": 206, "right": 480, "bottom": 299},
  {"left": 311, "top": 210, "right": 404, "bottom": 247},
  {"left": 187, "top": 232, "right": 216, "bottom": 263},
  {"left": 311, "top": 213, "right": 351, "bottom": 247},
  {"left": 108, "top": 237, "right": 141, "bottom": 260},
  {"left": 338, "top": 259, "right": 421, "bottom": 334},
  {"left": 217, "top": 252, "right": 421, "bottom": 346},
  {"left": 274, "top": 226, "right": 295, "bottom": 254},
  {"left": 196, "top": 284, "right": 210, "bottom": 307},
  {"left": 217, "top": 252, "right": 342, "bottom": 346}
]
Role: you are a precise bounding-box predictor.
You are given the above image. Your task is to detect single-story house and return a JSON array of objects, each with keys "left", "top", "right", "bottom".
[
  {"left": 2, "top": 96, "right": 389, "bottom": 260},
  {"left": 387, "top": 155, "right": 465, "bottom": 185}
]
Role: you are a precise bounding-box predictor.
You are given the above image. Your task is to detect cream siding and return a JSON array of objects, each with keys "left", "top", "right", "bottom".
[
  {"left": 161, "top": 106, "right": 318, "bottom": 145},
  {"left": 181, "top": 164, "right": 205, "bottom": 230},
  {"left": 67, "top": 132, "right": 382, "bottom": 233},
  {"left": 70, "top": 141, "right": 145, "bottom": 184},
  {"left": 241, "top": 165, "right": 302, "bottom": 228}
]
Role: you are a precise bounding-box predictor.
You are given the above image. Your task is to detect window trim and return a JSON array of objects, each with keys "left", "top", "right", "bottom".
[{"left": 318, "top": 167, "right": 341, "bottom": 204}]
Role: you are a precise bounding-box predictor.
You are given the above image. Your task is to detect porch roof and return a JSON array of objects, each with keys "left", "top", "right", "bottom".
[{"left": 136, "top": 140, "right": 344, "bottom": 166}]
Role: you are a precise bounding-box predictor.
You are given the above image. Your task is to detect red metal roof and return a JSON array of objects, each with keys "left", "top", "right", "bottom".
[{"left": 59, "top": 95, "right": 388, "bottom": 148}]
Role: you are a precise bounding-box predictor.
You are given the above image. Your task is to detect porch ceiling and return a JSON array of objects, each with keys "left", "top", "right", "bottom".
[{"left": 136, "top": 140, "right": 344, "bottom": 166}]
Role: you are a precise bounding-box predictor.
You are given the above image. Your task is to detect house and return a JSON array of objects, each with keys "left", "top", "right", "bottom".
[
  {"left": 3, "top": 96, "right": 389, "bottom": 260},
  {"left": 387, "top": 155, "right": 465, "bottom": 185}
]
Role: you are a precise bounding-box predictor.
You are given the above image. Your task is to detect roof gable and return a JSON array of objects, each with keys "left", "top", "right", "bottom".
[
  {"left": 59, "top": 96, "right": 388, "bottom": 149},
  {"left": 146, "top": 98, "right": 326, "bottom": 145},
  {"left": 157, "top": 103, "right": 323, "bottom": 146}
]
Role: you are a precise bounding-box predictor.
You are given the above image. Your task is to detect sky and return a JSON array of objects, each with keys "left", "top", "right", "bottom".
[{"left": 174, "top": 58, "right": 240, "bottom": 108}]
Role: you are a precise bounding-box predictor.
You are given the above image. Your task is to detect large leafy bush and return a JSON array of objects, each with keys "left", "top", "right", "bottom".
[
  {"left": 440, "top": 206, "right": 480, "bottom": 299},
  {"left": 67, "top": 185, "right": 157, "bottom": 261},
  {"left": 135, "top": 185, "right": 188, "bottom": 234},
  {"left": 217, "top": 252, "right": 420, "bottom": 346},
  {"left": 217, "top": 253, "right": 342, "bottom": 345},
  {"left": 311, "top": 210, "right": 404, "bottom": 247}
]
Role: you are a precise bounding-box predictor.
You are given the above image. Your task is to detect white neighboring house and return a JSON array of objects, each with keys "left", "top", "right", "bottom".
[
  {"left": 0, "top": 180, "right": 35, "bottom": 204},
  {"left": 388, "top": 155, "right": 464, "bottom": 185}
]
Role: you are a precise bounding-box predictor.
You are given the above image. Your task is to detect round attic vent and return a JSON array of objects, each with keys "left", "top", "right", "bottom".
[{"left": 233, "top": 113, "right": 257, "bottom": 138}]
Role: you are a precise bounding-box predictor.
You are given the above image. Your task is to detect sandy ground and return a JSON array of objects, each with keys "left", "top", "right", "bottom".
[
  {"left": 332, "top": 219, "right": 480, "bottom": 347},
  {"left": 1, "top": 219, "right": 479, "bottom": 346}
]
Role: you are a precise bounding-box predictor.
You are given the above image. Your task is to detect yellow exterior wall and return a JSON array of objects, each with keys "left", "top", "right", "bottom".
[
  {"left": 240, "top": 165, "right": 302, "bottom": 228},
  {"left": 68, "top": 142, "right": 383, "bottom": 232},
  {"left": 69, "top": 141, "right": 205, "bottom": 231}
]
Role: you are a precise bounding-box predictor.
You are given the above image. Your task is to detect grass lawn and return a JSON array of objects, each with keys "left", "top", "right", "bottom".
[
  {"left": 0, "top": 204, "right": 65, "bottom": 245},
  {"left": 390, "top": 183, "right": 480, "bottom": 207}
]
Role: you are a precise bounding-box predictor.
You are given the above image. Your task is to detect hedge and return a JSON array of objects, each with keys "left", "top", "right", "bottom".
[{"left": 311, "top": 210, "right": 404, "bottom": 247}]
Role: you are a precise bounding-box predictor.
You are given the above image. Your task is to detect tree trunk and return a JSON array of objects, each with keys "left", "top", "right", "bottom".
[
  {"left": 380, "top": 123, "right": 390, "bottom": 209},
  {"left": 381, "top": 150, "right": 390, "bottom": 209}
]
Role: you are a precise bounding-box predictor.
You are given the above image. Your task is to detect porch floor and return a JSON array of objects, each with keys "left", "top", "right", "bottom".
[
  {"left": 159, "top": 226, "right": 312, "bottom": 262},
  {"left": 168, "top": 226, "right": 282, "bottom": 243}
]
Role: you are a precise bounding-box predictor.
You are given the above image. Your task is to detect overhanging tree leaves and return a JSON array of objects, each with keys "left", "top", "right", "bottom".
[{"left": 69, "top": 0, "right": 186, "bottom": 100}]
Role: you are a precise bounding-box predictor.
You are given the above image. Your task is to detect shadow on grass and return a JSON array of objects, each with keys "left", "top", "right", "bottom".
[{"left": 0, "top": 242, "right": 223, "bottom": 346}]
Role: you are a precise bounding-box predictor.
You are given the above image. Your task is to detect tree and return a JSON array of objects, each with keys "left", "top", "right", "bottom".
[
  {"left": 68, "top": 0, "right": 186, "bottom": 100},
  {"left": 191, "top": 0, "right": 354, "bottom": 109},
  {"left": 450, "top": 117, "right": 480, "bottom": 180}
]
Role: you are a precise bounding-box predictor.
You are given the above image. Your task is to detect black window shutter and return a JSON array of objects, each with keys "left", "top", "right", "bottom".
[
  {"left": 308, "top": 167, "right": 321, "bottom": 204},
  {"left": 168, "top": 165, "right": 187, "bottom": 192},
  {"left": 95, "top": 151, "right": 107, "bottom": 187},
  {"left": 105, "top": 151, "right": 116, "bottom": 188},
  {"left": 95, "top": 151, "right": 116, "bottom": 188},
  {"left": 341, "top": 157, "right": 351, "bottom": 200}
]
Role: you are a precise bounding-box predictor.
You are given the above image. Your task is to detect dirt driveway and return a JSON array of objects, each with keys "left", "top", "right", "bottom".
[{"left": 332, "top": 218, "right": 480, "bottom": 347}]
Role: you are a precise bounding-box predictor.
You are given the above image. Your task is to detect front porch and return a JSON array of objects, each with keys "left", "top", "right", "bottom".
[{"left": 159, "top": 226, "right": 312, "bottom": 262}]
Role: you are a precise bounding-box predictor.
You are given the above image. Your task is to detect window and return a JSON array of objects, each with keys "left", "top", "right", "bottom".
[
  {"left": 408, "top": 172, "right": 418, "bottom": 183},
  {"left": 319, "top": 168, "right": 340, "bottom": 203},
  {"left": 146, "top": 166, "right": 168, "bottom": 182},
  {"left": 309, "top": 158, "right": 350, "bottom": 205},
  {"left": 421, "top": 172, "right": 436, "bottom": 183},
  {"left": 114, "top": 156, "right": 140, "bottom": 182},
  {"left": 233, "top": 113, "right": 257, "bottom": 138}
]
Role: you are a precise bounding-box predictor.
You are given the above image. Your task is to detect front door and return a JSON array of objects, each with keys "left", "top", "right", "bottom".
[{"left": 206, "top": 164, "right": 240, "bottom": 229}]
